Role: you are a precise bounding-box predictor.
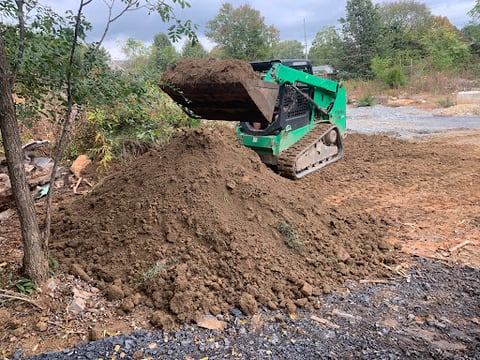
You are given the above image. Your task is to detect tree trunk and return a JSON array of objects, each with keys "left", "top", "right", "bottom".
[{"left": 0, "top": 35, "right": 48, "bottom": 285}]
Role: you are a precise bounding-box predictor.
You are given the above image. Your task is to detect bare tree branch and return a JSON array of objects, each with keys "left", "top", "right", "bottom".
[
  {"left": 11, "top": 0, "right": 26, "bottom": 86},
  {"left": 42, "top": 0, "right": 86, "bottom": 245},
  {"left": 94, "top": 0, "right": 145, "bottom": 53}
]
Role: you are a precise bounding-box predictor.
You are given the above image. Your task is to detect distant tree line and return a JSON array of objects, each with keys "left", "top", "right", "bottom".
[{"left": 121, "top": 0, "right": 480, "bottom": 86}]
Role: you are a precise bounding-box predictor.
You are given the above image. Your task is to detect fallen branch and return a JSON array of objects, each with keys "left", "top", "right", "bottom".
[
  {"left": 310, "top": 315, "right": 340, "bottom": 329},
  {"left": 449, "top": 240, "right": 471, "bottom": 253},
  {"left": 359, "top": 279, "right": 390, "bottom": 284},
  {"left": 0, "top": 288, "right": 44, "bottom": 310},
  {"left": 47, "top": 320, "right": 87, "bottom": 335}
]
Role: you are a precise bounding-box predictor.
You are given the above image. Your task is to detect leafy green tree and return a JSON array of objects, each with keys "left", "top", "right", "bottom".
[
  {"left": 205, "top": 3, "right": 279, "bottom": 60},
  {"left": 181, "top": 39, "right": 208, "bottom": 58},
  {"left": 464, "top": 1, "right": 480, "bottom": 55},
  {"left": 0, "top": 0, "right": 196, "bottom": 285},
  {"left": 150, "top": 32, "right": 179, "bottom": 72},
  {"left": 469, "top": 0, "right": 480, "bottom": 19},
  {"left": 270, "top": 40, "right": 305, "bottom": 59},
  {"left": 377, "top": 0, "right": 433, "bottom": 60},
  {"left": 339, "top": 0, "right": 382, "bottom": 78},
  {"left": 421, "top": 17, "right": 471, "bottom": 71},
  {"left": 462, "top": 23, "right": 480, "bottom": 55},
  {"left": 308, "top": 26, "right": 342, "bottom": 66},
  {"left": 371, "top": 56, "right": 406, "bottom": 88},
  {"left": 120, "top": 38, "right": 150, "bottom": 72}
]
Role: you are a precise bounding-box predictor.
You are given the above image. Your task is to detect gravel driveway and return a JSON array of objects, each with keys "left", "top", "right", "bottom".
[
  {"left": 347, "top": 104, "right": 480, "bottom": 139},
  {"left": 23, "top": 258, "right": 480, "bottom": 360}
]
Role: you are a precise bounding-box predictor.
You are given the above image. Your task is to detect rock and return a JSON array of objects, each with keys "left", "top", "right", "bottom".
[
  {"left": 88, "top": 327, "right": 104, "bottom": 341},
  {"left": 71, "top": 263, "right": 91, "bottom": 282},
  {"left": 301, "top": 282, "right": 313, "bottom": 296},
  {"left": 133, "top": 349, "right": 145, "bottom": 360},
  {"left": 105, "top": 284, "right": 125, "bottom": 300},
  {"left": 71, "top": 154, "right": 91, "bottom": 178},
  {"left": 294, "top": 298, "right": 309, "bottom": 308},
  {"left": 239, "top": 292, "right": 258, "bottom": 316},
  {"left": 69, "top": 297, "right": 86, "bottom": 313},
  {"left": 166, "top": 231, "right": 177, "bottom": 243},
  {"left": 0, "top": 308, "right": 11, "bottom": 324},
  {"left": 432, "top": 340, "right": 466, "bottom": 352},
  {"left": 226, "top": 179, "right": 237, "bottom": 190},
  {"left": 285, "top": 300, "right": 297, "bottom": 314},
  {"left": 121, "top": 298, "right": 135, "bottom": 313},
  {"left": 335, "top": 246, "right": 351, "bottom": 262},
  {"left": 322, "top": 284, "right": 332, "bottom": 294},
  {"left": 34, "top": 321, "right": 48, "bottom": 332},
  {"left": 195, "top": 315, "right": 227, "bottom": 331},
  {"left": 12, "top": 327, "right": 25, "bottom": 337},
  {"left": 150, "top": 311, "right": 176, "bottom": 329}
]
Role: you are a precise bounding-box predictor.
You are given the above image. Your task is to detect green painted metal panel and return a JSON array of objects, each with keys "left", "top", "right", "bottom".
[{"left": 237, "top": 124, "right": 313, "bottom": 156}]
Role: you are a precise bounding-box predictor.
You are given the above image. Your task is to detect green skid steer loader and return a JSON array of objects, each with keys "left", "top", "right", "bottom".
[{"left": 160, "top": 58, "right": 346, "bottom": 179}]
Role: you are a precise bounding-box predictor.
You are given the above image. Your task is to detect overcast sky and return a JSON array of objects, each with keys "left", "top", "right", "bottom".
[{"left": 39, "top": 0, "right": 477, "bottom": 60}]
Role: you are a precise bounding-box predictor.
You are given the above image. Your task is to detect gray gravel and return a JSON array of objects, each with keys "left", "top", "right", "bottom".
[
  {"left": 347, "top": 105, "right": 480, "bottom": 139},
  {"left": 22, "top": 258, "right": 480, "bottom": 360}
]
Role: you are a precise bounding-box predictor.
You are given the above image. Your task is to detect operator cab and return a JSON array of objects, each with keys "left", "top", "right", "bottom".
[{"left": 243, "top": 59, "right": 314, "bottom": 135}]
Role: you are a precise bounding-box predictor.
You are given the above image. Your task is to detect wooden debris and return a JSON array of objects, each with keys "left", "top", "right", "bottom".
[
  {"left": 449, "top": 240, "right": 471, "bottom": 253},
  {"left": 359, "top": 279, "right": 390, "bottom": 284},
  {"left": 310, "top": 315, "right": 340, "bottom": 329}
]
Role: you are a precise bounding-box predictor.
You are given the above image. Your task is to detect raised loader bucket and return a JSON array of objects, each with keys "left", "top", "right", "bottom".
[{"left": 160, "top": 58, "right": 279, "bottom": 124}]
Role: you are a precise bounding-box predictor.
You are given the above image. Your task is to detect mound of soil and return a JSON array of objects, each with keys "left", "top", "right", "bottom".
[{"left": 50, "top": 126, "right": 392, "bottom": 326}]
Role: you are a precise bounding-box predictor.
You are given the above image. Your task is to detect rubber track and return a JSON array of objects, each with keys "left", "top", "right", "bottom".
[{"left": 277, "top": 123, "right": 339, "bottom": 179}]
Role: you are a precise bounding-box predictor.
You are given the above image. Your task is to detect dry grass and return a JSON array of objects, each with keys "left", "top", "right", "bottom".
[{"left": 344, "top": 71, "right": 480, "bottom": 107}]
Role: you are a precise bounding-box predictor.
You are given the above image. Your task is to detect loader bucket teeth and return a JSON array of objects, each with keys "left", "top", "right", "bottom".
[{"left": 160, "top": 59, "right": 279, "bottom": 124}]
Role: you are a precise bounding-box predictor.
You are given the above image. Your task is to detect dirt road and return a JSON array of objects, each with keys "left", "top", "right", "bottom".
[{"left": 0, "top": 106, "right": 479, "bottom": 359}]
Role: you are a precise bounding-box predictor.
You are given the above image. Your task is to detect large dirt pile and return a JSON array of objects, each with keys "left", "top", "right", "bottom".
[{"left": 50, "top": 126, "right": 392, "bottom": 326}]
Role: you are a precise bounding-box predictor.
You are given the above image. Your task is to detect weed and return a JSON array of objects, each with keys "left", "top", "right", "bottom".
[
  {"left": 356, "top": 94, "right": 376, "bottom": 107},
  {"left": 142, "top": 261, "right": 166, "bottom": 290},
  {"left": 277, "top": 221, "right": 303, "bottom": 250},
  {"left": 15, "top": 277, "right": 36, "bottom": 295},
  {"left": 0, "top": 272, "right": 13, "bottom": 290},
  {"left": 48, "top": 254, "right": 59, "bottom": 276},
  {"left": 437, "top": 97, "right": 455, "bottom": 108}
]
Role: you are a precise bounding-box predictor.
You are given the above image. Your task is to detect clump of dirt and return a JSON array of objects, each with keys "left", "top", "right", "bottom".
[
  {"left": 50, "top": 126, "right": 393, "bottom": 326},
  {"left": 161, "top": 58, "right": 258, "bottom": 85}
]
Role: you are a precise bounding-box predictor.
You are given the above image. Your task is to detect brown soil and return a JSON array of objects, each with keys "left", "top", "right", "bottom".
[
  {"left": 159, "top": 58, "right": 278, "bottom": 124},
  {"left": 161, "top": 58, "right": 258, "bottom": 85},
  {"left": 50, "top": 126, "right": 392, "bottom": 322},
  {"left": 1, "top": 124, "right": 479, "bottom": 357}
]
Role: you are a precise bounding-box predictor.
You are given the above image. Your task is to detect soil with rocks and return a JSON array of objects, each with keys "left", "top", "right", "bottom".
[{"left": 1, "top": 118, "right": 479, "bottom": 359}]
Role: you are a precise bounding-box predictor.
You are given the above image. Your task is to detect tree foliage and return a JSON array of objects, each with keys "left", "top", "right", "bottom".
[
  {"left": 377, "top": 0, "right": 433, "bottom": 60},
  {"left": 205, "top": 3, "right": 279, "bottom": 60},
  {"left": 338, "top": 0, "right": 382, "bottom": 78},
  {"left": 270, "top": 40, "right": 305, "bottom": 59},
  {"left": 308, "top": 26, "right": 342, "bottom": 66},
  {"left": 421, "top": 17, "right": 471, "bottom": 71},
  {"left": 149, "top": 32, "right": 179, "bottom": 72},
  {"left": 181, "top": 39, "right": 208, "bottom": 58},
  {"left": 469, "top": 0, "right": 480, "bottom": 19},
  {"left": 0, "top": 0, "right": 198, "bottom": 285}
]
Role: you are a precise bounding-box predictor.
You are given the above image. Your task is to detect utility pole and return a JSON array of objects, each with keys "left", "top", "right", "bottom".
[{"left": 304, "top": 18, "right": 308, "bottom": 59}]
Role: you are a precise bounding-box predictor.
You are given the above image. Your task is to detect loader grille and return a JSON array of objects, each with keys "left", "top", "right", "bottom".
[{"left": 285, "top": 83, "right": 311, "bottom": 119}]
